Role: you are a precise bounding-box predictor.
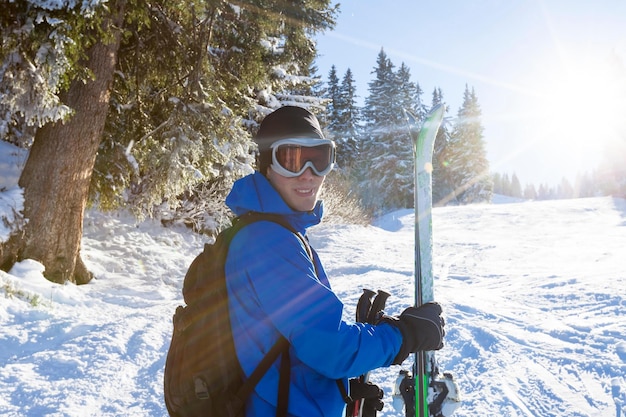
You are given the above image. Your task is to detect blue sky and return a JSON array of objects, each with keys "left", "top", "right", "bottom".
[{"left": 314, "top": 0, "right": 626, "bottom": 186}]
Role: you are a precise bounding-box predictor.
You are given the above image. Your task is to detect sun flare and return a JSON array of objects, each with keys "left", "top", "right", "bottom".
[{"left": 532, "top": 53, "right": 626, "bottom": 175}]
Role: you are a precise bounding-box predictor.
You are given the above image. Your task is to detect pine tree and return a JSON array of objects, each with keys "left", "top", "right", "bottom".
[
  {"left": 1, "top": 0, "right": 127, "bottom": 284},
  {"left": 430, "top": 88, "right": 457, "bottom": 205},
  {"left": 335, "top": 68, "right": 360, "bottom": 168},
  {"left": 492, "top": 173, "right": 503, "bottom": 195},
  {"left": 396, "top": 63, "right": 418, "bottom": 118},
  {"left": 326, "top": 65, "right": 342, "bottom": 133},
  {"left": 557, "top": 177, "right": 574, "bottom": 199},
  {"left": 510, "top": 173, "right": 523, "bottom": 198},
  {"left": 89, "top": 0, "right": 337, "bottom": 227},
  {"left": 360, "top": 50, "right": 419, "bottom": 211},
  {"left": 447, "top": 85, "right": 492, "bottom": 204},
  {"left": 537, "top": 183, "right": 550, "bottom": 200},
  {"left": 324, "top": 66, "right": 360, "bottom": 168},
  {"left": 0, "top": 0, "right": 338, "bottom": 281},
  {"left": 359, "top": 49, "right": 396, "bottom": 211},
  {"left": 389, "top": 62, "right": 418, "bottom": 207},
  {"left": 523, "top": 183, "right": 538, "bottom": 200},
  {"left": 501, "top": 173, "right": 512, "bottom": 195},
  {"left": 362, "top": 49, "right": 396, "bottom": 126}
]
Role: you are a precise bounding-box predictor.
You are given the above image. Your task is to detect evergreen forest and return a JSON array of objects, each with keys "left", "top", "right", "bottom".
[{"left": 1, "top": 1, "right": 624, "bottom": 284}]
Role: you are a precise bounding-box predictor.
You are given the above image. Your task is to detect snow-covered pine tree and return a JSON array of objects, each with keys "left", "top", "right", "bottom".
[
  {"left": 362, "top": 49, "right": 395, "bottom": 128},
  {"left": 325, "top": 66, "right": 342, "bottom": 128},
  {"left": 1, "top": 1, "right": 127, "bottom": 284},
  {"left": 446, "top": 85, "right": 493, "bottom": 204},
  {"left": 0, "top": 0, "right": 338, "bottom": 282},
  {"left": 429, "top": 88, "right": 458, "bottom": 206},
  {"left": 391, "top": 62, "right": 422, "bottom": 208},
  {"left": 94, "top": 0, "right": 337, "bottom": 231},
  {"left": 360, "top": 50, "right": 421, "bottom": 211},
  {"left": 332, "top": 68, "right": 361, "bottom": 169},
  {"left": 523, "top": 183, "right": 538, "bottom": 200},
  {"left": 0, "top": 2, "right": 77, "bottom": 141},
  {"left": 511, "top": 173, "right": 523, "bottom": 198},
  {"left": 557, "top": 177, "right": 575, "bottom": 199},
  {"left": 320, "top": 66, "right": 364, "bottom": 222},
  {"left": 358, "top": 49, "right": 394, "bottom": 212}
]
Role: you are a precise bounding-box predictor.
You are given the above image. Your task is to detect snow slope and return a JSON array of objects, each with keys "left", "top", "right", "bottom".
[{"left": 1, "top": 142, "right": 625, "bottom": 416}]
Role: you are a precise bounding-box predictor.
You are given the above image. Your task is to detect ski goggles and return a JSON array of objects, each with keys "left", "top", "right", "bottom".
[{"left": 269, "top": 138, "right": 336, "bottom": 177}]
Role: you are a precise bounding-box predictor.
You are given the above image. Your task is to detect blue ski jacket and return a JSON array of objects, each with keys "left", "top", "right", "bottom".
[{"left": 225, "top": 172, "right": 403, "bottom": 417}]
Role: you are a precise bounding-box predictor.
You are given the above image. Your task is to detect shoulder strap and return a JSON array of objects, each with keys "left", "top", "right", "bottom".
[
  {"left": 233, "top": 211, "right": 298, "bottom": 237},
  {"left": 235, "top": 211, "right": 315, "bottom": 267},
  {"left": 227, "top": 212, "right": 303, "bottom": 417},
  {"left": 231, "top": 337, "right": 289, "bottom": 412}
]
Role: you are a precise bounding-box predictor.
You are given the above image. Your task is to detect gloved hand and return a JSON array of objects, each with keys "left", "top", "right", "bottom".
[
  {"left": 379, "top": 302, "right": 445, "bottom": 365},
  {"left": 346, "top": 378, "right": 384, "bottom": 417}
]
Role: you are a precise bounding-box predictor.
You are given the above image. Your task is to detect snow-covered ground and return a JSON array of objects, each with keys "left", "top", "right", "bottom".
[{"left": 1, "top": 142, "right": 625, "bottom": 416}]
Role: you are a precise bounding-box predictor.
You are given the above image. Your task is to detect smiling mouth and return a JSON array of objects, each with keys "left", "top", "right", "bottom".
[{"left": 295, "top": 188, "right": 314, "bottom": 195}]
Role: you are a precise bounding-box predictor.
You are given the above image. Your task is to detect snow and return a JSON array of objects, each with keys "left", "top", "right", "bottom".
[
  {"left": 0, "top": 141, "right": 27, "bottom": 241},
  {"left": 1, "top": 141, "right": 625, "bottom": 417}
]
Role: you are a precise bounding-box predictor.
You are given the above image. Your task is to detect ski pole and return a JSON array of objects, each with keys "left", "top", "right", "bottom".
[
  {"left": 366, "top": 290, "right": 390, "bottom": 324},
  {"left": 353, "top": 290, "right": 390, "bottom": 417},
  {"left": 357, "top": 289, "right": 376, "bottom": 323},
  {"left": 351, "top": 289, "right": 376, "bottom": 417}
]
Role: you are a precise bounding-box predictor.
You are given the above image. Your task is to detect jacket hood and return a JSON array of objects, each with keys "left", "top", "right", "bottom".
[{"left": 225, "top": 172, "right": 324, "bottom": 233}]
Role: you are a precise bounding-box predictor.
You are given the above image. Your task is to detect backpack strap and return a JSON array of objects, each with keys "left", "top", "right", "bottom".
[
  {"left": 231, "top": 337, "right": 289, "bottom": 412},
  {"left": 276, "top": 345, "right": 291, "bottom": 416},
  {"left": 227, "top": 211, "right": 308, "bottom": 417}
]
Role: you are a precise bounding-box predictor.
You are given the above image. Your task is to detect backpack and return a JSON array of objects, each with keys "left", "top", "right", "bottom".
[{"left": 164, "top": 212, "right": 302, "bottom": 417}]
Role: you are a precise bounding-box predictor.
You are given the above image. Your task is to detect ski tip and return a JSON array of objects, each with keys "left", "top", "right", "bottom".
[
  {"left": 423, "top": 104, "right": 446, "bottom": 131},
  {"left": 429, "top": 103, "right": 446, "bottom": 118}
]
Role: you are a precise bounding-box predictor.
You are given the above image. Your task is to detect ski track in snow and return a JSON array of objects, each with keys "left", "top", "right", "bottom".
[
  {"left": 315, "top": 197, "right": 626, "bottom": 417},
  {"left": 0, "top": 197, "right": 625, "bottom": 416}
]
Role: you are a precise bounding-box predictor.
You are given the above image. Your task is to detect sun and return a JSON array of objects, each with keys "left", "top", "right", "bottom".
[
  {"left": 539, "top": 61, "right": 624, "bottom": 137},
  {"left": 533, "top": 53, "right": 626, "bottom": 176}
]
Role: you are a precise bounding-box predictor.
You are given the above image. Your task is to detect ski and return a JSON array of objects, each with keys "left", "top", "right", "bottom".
[
  {"left": 413, "top": 103, "right": 445, "bottom": 417},
  {"left": 392, "top": 104, "right": 461, "bottom": 417}
]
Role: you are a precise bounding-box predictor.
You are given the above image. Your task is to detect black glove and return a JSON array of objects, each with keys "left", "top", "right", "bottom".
[
  {"left": 379, "top": 302, "right": 445, "bottom": 365},
  {"left": 345, "top": 378, "right": 384, "bottom": 417}
]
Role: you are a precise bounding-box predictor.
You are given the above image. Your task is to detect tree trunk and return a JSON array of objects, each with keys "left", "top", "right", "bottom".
[{"left": 16, "top": 1, "right": 126, "bottom": 285}]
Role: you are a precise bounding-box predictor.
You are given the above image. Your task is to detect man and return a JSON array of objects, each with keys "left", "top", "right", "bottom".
[{"left": 225, "top": 106, "right": 445, "bottom": 417}]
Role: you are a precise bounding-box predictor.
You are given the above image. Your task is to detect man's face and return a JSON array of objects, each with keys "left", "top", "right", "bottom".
[{"left": 267, "top": 166, "right": 325, "bottom": 212}]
